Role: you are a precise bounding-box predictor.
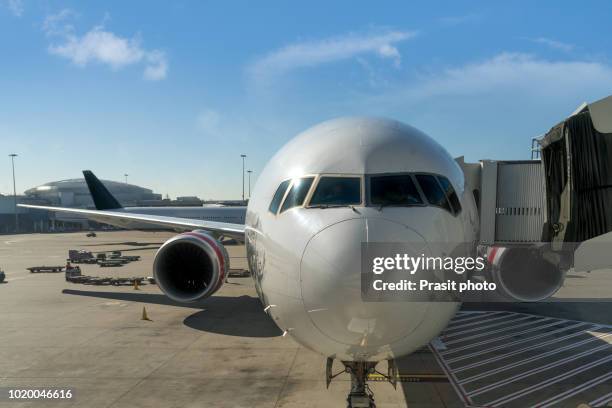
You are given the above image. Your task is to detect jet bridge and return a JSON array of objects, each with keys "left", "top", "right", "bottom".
[
  {"left": 540, "top": 95, "right": 612, "bottom": 246},
  {"left": 470, "top": 159, "right": 547, "bottom": 245},
  {"left": 459, "top": 94, "right": 612, "bottom": 301}
]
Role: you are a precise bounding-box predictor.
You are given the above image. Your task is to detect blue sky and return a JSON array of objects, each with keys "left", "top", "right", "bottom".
[{"left": 1, "top": 1, "right": 611, "bottom": 199}]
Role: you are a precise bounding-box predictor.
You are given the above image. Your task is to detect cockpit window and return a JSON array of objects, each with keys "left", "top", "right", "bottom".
[
  {"left": 437, "top": 176, "right": 461, "bottom": 214},
  {"left": 280, "top": 177, "right": 315, "bottom": 213},
  {"left": 268, "top": 179, "right": 290, "bottom": 214},
  {"left": 309, "top": 176, "right": 361, "bottom": 207},
  {"left": 370, "top": 174, "right": 423, "bottom": 206},
  {"left": 415, "top": 174, "right": 452, "bottom": 212}
]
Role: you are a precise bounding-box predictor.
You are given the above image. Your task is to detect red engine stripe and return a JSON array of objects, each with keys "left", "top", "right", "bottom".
[{"left": 487, "top": 246, "right": 499, "bottom": 265}]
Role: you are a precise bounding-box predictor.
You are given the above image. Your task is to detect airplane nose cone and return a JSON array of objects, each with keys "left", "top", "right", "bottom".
[{"left": 300, "top": 218, "right": 435, "bottom": 353}]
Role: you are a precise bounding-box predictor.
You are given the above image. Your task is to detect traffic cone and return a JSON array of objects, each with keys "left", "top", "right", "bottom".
[{"left": 141, "top": 306, "right": 152, "bottom": 321}]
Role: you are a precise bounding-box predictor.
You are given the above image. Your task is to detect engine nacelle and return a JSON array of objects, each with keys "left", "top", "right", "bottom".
[
  {"left": 487, "top": 246, "right": 565, "bottom": 302},
  {"left": 153, "top": 230, "right": 228, "bottom": 302}
]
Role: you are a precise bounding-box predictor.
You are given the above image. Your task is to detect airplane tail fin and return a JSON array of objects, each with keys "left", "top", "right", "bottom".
[{"left": 83, "top": 170, "right": 123, "bottom": 210}]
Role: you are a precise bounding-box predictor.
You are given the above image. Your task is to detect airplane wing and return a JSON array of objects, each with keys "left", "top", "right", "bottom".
[{"left": 18, "top": 204, "right": 245, "bottom": 241}]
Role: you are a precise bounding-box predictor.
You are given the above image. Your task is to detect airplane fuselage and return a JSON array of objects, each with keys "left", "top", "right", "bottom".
[{"left": 244, "top": 117, "right": 479, "bottom": 361}]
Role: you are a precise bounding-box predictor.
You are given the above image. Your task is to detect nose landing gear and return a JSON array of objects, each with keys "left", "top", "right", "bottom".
[
  {"left": 326, "top": 358, "right": 398, "bottom": 408},
  {"left": 345, "top": 361, "right": 376, "bottom": 408}
]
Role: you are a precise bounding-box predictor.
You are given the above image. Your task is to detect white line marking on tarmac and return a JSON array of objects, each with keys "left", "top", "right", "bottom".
[
  {"left": 445, "top": 322, "right": 593, "bottom": 364},
  {"left": 443, "top": 314, "right": 534, "bottom": 339},
  {"left": 455, "top": 311, "right": 485, "bottom": 316},
  {"left": 442, "top": 318, "right": 562, "bottom": 355},
  {"left": 443, "top": 312, "right": 516, "bottom": 332},
  {"left": 460, "top": 332, "right": 612, "bottom": 384},
  {"left": 435, "top": 312, "right": 612, "bottom": 407},
  {"left": 590, "top": 390, "right": 612, "bottom": 407},
  {"left": 469, "top": 343, "right": 612, "bottom": 397},
  {"left": 444, "top": 316, "right": 548, "bottom": 345},
  {"left": 429, "top": 344, "right": 474, "bottom": 407},
  {"left": 535, "top": 371, "right": 612, "bottom": 408},
  {"left": 446, "top": 311, "right": 504, "bottom": 327},
  {"left": 456, "top": 328, "right": 610, "bottom": 376},
  {"left": 484, "top": 355, "right": 612, "bottom": 407}
]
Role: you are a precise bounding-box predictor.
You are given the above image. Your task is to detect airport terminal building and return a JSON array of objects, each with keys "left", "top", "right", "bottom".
[
  {"left": 0, "top": 178, "right": 165, "bottom": 233},
  {"left": 24, "top": 179, "right": 162, "bottom": 208}
]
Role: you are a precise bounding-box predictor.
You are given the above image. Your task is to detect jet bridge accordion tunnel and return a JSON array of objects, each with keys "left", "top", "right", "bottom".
[
  {"left": 540, "top": 97, "right": 612, "bottom": 244},
  {"left": 459, "top": 95, "right": 612, "bottom": 302}
]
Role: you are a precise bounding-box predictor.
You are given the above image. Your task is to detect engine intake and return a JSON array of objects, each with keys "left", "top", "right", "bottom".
[
  {"left": 153, "top": 231, "right": 228, "bottom": 302},
  {"left": 487, "top": 246, "right": 565, "bottom": 302}
]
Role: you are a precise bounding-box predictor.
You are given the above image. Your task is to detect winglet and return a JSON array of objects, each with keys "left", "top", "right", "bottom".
[{"left": 83, "top": 170, "right": 123, "bottom": 210}]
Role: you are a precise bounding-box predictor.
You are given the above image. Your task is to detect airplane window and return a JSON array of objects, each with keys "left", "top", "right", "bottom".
[
  {"left": 309, "top": 177, "right": 361, "bottom": 207},
  {"left": 280, "top": 177, "right": 315, "bottom": 213},
  {"left": 415, "top": 174, "right": 452, "bottom": 213},
  {"left": 370, "top": 175, "right": 423, "bottom": 206},
  {"left": 437, "top": 176, "right": 462, "bottom": 214},
  {"left": 269, "top": 179, "right": 291, "bottom": 214}
]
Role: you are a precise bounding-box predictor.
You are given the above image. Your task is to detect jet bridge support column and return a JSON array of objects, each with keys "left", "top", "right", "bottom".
[{"left": 479, "top": 160, "right": 498, "bottom": 245}]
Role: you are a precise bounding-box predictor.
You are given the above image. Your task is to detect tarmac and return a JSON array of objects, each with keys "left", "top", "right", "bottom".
[
  {"left": 0, "top": 231, "right": 461, "bottom": 408},
  {"left": 0, "top": 231, "right": 610, "bottom": 407}
]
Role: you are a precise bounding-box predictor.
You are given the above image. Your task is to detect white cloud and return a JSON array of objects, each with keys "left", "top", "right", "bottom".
[
  {"left": 402, "top": 53, "right": 612, "bottom": 100},
  {"left": 143, "top": 50, "right": 168, "bottom": 81},
  {"left": 43, "top": 9, "right": 77, "bottom": 37},
  {"left": 528, "top": 37, "right": 574, "bottom": 52},
  {"left": 377, "top": 44, "right": 401, "bottom": 67},
  {"left": 349, "top": 53, "right": 612, "bottom": 163},
  {"left": 249, "top": 30, "right": 417, "bottom": 81},
  {"left": 44, "top": 10, "right": 168, "bottom": 80},
  {"left": 5, "top": 0, "right": 23, "bottom": 16},
  {"left": 356, "top": 52, "right": 612, "bottom": 121},
  {"left": 49, "top": 27, "right": 145, "bottom": 69}
]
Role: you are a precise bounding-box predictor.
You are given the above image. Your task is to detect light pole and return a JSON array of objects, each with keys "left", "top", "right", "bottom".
[
  {"left": 124, "top": 173, "right": 129, "bottom": 184},
  {"left": 240, "top": 154, "right": 247, "bottom": 201},
  {"left": 9, "top": 154, "right": 18, "bottom": 233},
  {"left": 247, "top": 170, "right": 253, "bottom": 199}
]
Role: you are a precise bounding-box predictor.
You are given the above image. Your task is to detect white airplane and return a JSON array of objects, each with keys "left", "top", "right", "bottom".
[
  {"left": 81, "top": 170, "right": 246, "bottom": 230},
  {"left": 21, "top": 117, "right": 479, "bottom": 407}
]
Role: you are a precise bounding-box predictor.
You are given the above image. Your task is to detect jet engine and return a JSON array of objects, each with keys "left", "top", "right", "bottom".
[
  {"left": 153, "top": 230, "right": 229, "bottom": 302},
  {"left": 486, "top": 246, "right": 565, "bottom": 302}
]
